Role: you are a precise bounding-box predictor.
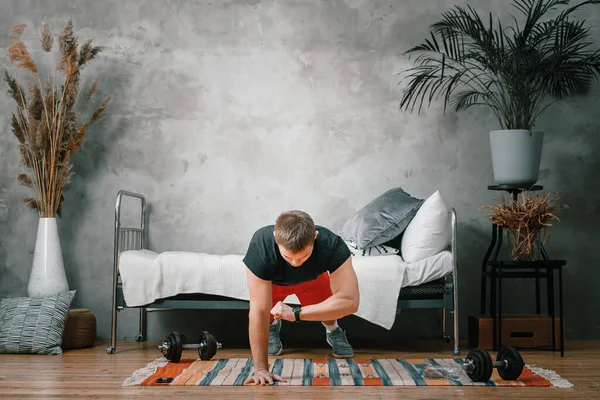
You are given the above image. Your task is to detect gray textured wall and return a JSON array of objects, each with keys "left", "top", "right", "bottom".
[{"left": 1, "top": 0, "right": 599, "bottom": 348}]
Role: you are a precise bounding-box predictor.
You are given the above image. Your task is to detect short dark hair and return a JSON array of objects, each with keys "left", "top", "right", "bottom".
[{"left": 274, "top": 210, "right": 315, "bottom": 252}]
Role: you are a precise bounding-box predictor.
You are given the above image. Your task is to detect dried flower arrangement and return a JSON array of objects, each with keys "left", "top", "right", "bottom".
[
  {"left": 4, "top": 19, "right": 111, "bottom": 218},
  {"left": 483, "top": 192, "right": 568, "bottom": 261}
]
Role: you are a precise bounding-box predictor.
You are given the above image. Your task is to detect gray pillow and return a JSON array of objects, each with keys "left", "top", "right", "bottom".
[
  {"left": 0, "top": 290, "right": 76, "bottom": 355},
  {"left": 339, "top": 187, "right": 424, "bottom": 249}
]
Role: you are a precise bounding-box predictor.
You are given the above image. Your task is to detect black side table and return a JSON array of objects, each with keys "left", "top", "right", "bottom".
[
  {"left": 480, "top": 184, "right": 544, "bottom": 314},
  {"left": 488, "top": 260, "right": 566, "bottom": 357},
  {"left": 479, "top": 184, "right": 566, "bottom": 357}
]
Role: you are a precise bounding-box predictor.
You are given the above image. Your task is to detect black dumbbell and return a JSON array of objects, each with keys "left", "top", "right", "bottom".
[
  {"left": 158, "top": 331, "right": 222, "bottom": 363},
  {"left": 463, "top": 347, "right": 524, "bottom": 382}
]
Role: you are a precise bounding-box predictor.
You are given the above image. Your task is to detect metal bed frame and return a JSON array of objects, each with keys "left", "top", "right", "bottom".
[{"left": 106, "top": 190, "right": 460, "bottom": 355}]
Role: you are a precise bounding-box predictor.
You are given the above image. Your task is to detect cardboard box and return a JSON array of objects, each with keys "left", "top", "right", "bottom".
[{"left": 468, "top": 314, "right": 562, "bottom": 349}]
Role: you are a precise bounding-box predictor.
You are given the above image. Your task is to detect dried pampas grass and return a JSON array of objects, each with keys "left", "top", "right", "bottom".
[
  {"left": 482, "top": 192, "right": 568, "bottom": 261},
  {"left": 4, "top": 19, "right": 111, "bottom": 218}
]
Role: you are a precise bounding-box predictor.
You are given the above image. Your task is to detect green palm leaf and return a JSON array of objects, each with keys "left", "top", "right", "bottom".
[{"left": 399, "top": 0, "right": 600, "bottom": 130}]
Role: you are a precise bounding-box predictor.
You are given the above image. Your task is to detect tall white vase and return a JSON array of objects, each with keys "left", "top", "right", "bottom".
[{"left": 27, "top": 217, "right": 69, "bottom": 297}]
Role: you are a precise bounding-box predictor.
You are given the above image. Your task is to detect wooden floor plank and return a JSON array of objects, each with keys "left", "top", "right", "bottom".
[{"left": 1, "top": 340, "right": 599, "bottom": 399}]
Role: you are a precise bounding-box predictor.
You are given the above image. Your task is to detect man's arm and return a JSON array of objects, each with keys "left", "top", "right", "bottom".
[
  {"left": 292, "top": 256, "right": 359, "bottom": 321},
  {"left": 246, "top": 267, "right": 272, "bottom": 372}
]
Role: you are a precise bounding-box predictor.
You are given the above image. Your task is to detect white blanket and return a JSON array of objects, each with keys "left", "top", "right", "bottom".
[{"left": 118, "top": 250, "right": 446, "bottom": 330}]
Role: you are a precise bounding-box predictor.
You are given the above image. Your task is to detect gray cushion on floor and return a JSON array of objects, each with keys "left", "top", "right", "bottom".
[
  {"left": 0, "top": 290, "right": 76, "bottom": 355},
  {"left": 339, "top": 187, "right": 424, "bottom": 249}
]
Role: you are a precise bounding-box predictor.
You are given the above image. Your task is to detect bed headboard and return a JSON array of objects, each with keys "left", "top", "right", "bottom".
[
  {"left": 113, "top": 190, "right": 147, "bottom": 273},
  {"left": 110, "top": 190, "right": 148, "bottom": 346}
]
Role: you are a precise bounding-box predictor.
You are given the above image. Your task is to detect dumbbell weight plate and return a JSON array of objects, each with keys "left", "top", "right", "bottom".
[
  {"left": 497, "top": 346, "right": 524, "bottom": 381},
  {"left": 167, "top": 332, "right": 183, "bottom": 363},
  {"left": 465, "top": 348, "right": 493, "bottom": 383},
  {"left": 198, "top": 331, "right": 217, "bottom": 361}
]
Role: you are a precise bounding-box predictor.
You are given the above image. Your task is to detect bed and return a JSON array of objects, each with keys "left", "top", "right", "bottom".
[{"left": 106, "top": 190, "right": 460, "bottom": 355}]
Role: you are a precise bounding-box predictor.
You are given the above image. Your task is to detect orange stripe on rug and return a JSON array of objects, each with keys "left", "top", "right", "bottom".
[
  {"left": 354, "top": 359, "right": 382, "bottom": 386},
  {"left": 171, "top": 360, "right": 204, "bottom": 386},
  {"left": 141, "top": 359, "right": 195, "bottom": 386},
  {"left": 517, "top": 366, "right": 554, "bottom": 387},
  {"left": 185, "top": 360, "right": 220, "bottom": 385}
]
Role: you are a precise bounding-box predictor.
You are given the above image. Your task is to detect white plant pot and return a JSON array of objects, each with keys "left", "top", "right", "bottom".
[
  {"left": 27, "top": 217, "right": 69, "bottom": 297},
  {"left": 490, "top": 129, "right": 544, "bottom": 186}
]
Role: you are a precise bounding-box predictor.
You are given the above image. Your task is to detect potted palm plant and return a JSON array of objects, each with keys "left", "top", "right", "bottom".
[
  {"left": 4, "top": 20, "right": 111, "bottom": 296},
  {"left": 399, "top": 0, "right": 600, "bottom": 186}
]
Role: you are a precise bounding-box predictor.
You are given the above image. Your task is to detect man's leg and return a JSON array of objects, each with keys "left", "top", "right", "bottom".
[
  {"left": 268, "top": 283, "right": 290, "bottom": 355},
  {"left": 295, "top": 272, "right": 354, "bottom": 358}
]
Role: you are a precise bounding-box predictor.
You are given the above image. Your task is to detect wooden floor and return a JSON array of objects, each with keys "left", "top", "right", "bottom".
[{"left": 2, "top": 340, "right": 600, "bottom": 399}]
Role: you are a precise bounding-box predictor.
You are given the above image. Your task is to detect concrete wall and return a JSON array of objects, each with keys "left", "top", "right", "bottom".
[{"left": 1, "top": 0, "right": 599, "bottom": 347}]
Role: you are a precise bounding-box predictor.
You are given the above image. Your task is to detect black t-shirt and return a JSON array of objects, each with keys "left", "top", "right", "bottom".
[{"left": 243, "top": 225, "right": 351, "bottom": 286}]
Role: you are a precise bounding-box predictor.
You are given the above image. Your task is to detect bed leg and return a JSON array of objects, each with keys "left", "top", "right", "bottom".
[
  {"left": 136, "top": 308, "right": 147, "bottom": 342},
  {"left": 451, "top": 283, "right": 460, "bottom": 355},
  {"left": 107, "top": 289, "right": 117, "bottom": 354},
  {"left": 452, "top": 301, "right": 460, "bottom": 356},
  {"left": 107, "top": 244, "right": 118, "bottom": 354},
  {"left": 442, "top": 307, "right": 450, "bottom": 342},
  {"left": 452, "top": 319, "right": 460, "bottom": 355},
  {"left": 449, "top": 207, "right": 460, "bottom": 356}
]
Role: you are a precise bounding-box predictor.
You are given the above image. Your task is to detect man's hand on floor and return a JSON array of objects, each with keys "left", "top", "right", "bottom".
[{"left": 244, "top": 368, "right": 287, "bottom": 385}]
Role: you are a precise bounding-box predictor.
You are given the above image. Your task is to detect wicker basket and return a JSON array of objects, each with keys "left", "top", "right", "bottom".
[{"left": 62, "top": 308, "right": 96, "bottom": 350}]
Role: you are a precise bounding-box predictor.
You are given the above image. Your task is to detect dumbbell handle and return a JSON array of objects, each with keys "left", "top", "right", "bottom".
[
  {"left": 158, "top": 341, "right": 223, "bottom": 351},
  {"left": 182, "top": 343, "right": 203, "bottom": 349},
  {"left": 464, "top": 358, "right": 508, "bottom": 371},
  {"left": 182, "top": 342, "right": 223, "bottom": 350}
]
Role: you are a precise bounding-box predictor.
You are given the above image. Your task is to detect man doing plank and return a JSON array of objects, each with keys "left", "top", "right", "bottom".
[{"left": 242, "top": 210, "right": 360, "bottom": 385}]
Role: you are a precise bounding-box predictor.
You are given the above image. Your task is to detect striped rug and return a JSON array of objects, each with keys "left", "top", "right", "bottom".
[{"left": 123, "top": 357, "right": 573, "bottom": 387}]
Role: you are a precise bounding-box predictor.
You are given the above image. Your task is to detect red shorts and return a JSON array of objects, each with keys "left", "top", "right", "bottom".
[{"left": 271, "top": 272, "right": 332, "bottom": 323}]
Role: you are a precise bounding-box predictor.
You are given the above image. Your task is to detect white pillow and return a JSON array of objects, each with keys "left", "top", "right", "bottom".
[
  {"left": 344, "top": 240, "right": 401, "bottom": 258},
  {"left": 400, "top": 190, "right": 451, "bottom": 263}
]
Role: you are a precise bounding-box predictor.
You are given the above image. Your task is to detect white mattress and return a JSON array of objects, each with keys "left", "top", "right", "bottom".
[{"left": 118, "top": 250, "right": 452, "bottom": 330}]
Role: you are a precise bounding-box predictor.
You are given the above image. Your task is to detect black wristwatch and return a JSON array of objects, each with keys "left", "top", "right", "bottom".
[{"left": 292, "top": 306, "right": 302, "bottom": 322}]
